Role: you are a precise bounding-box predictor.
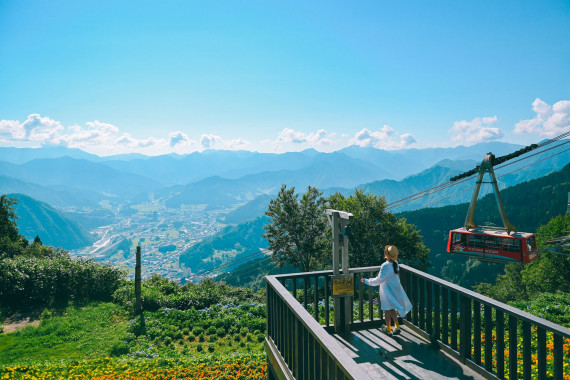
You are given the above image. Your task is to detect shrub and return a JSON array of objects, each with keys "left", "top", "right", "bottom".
[
  {"left": 187, "top": 333, "right": 195, "bottom": 341},
  {"left": 206, "top": 326, "right": 216, "bottom": 335},
  {"left": 109, "top": 342, "right": 129, "bottom": 356},
  {"left": 216, "top": 327, "right": 225, "bottom": 337},
  {"left": 196, "top": 344, "right": 203, "bottom": 352},
  {"left": 207, "top": 344, "right": 215, "bottom": 353},
  {"left": 198, "top": 333, "right": 205, "bottom": 342},
  {"left": 192, "top": 326, "right": 204, "bottom": 336},
  {"left": 0, "top": 256, "right": 126, "bottom": 309},
  {"left": 240, "top": 327, "right": 249, "bottom": 336}
]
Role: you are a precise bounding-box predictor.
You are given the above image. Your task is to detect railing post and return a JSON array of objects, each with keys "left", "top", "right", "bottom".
[
  {"left": 554, "top": 334, "right": 563, "bottom": 380},
  {"left": 496, "top": 310, "right": 505, "bottom": 378},
  {"left": 484, "top": 304, "right": 493, "bottom": 373},
  {"left": 419, "top": 277, "right": 425, "bottom": 330},
  {"left": 266, "top": 281, "right": 271, "bottom": 339},
  {"left": 358, "top": 273, "right": 364, "bottom": 323},
  {"left": 412, "top": 275, "right": 419, "bottom": 325},
  {"left": 442, "top": 287, "right": 449, "bottom": 345},
  {"left": 473, "top": 301, "right": 481, "bottom": 366},
  {"left": 293, "top": 278, "right": 297, "bottom": 301},
  {"left": 434, "top": 284, "right": 440, "bottom": 342},
  {"left": 451, "top": 291, "right": 458, "bottom": 351},
  {"left": 314, "top": 275, "right": 319, "bottom": 322},
  {"left": 325, "top": 276, "right": 330, "bottom": 327},
  {"left": 303, "top": 276, "right": 308, "bottom": 310},
  {"left": 368, "top": 271, "right": 374, "bottom": 321},
  {"left": 426, "top": 280, "right": 433, "bottom": 336},
  {"left": 509, "top": 315, "right": 518, "bottom": 380},
  {"left": 459, "top": 295, "right": 471, "bottom": 362},
  {"left": 294, "top": 318, "right": 300, "bottom": 378},
  {"left": 537, "top": 327, "right": 546, "bottom": 380},
  {"left": 522, "top": 321, "right": 531, "bottom": 380}
]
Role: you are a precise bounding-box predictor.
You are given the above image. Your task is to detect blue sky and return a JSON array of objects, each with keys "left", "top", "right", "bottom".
[{"left": 1, "top": 1, "right": 569, "bottom": 156}]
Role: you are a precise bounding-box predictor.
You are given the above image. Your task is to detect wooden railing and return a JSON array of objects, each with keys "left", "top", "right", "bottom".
[
  {"left": 265, "top": 275, "right": 370, "bottom": 380},
  {"left": 266, "top": 265, "right": 570, "bottom": 380}
]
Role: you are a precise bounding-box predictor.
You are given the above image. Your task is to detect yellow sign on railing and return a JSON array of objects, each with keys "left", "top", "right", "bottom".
[{"left": 332, "top": 274, "right": 354, "bottom": 296}]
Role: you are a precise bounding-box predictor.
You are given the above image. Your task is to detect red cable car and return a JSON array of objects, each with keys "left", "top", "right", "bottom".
[
  {"left": 447, "top": 227, "right": 538, "bottom": 263},
  {"left": 446, "top": 153, "right": 539, "bottom": 264}
]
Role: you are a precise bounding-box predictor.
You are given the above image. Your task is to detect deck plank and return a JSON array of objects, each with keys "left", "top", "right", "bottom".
[{"left": 331, "top": 325, "right": 485, "bottom": 379}]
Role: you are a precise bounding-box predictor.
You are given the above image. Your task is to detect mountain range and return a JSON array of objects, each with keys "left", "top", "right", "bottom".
[
  {"left": 1, "top": 141, "right": 569, "bottom": 253},
  {"left": 2, "top": 141, "right": 567, "bottom": 213}
]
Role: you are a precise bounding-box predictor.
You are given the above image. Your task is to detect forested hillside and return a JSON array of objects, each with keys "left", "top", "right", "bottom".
[
  {"left": 179, "top": 216, "right": 269, "bottom": 274},
  {"left": 10, "top": 193, "right": 94, "bottom": 250}
]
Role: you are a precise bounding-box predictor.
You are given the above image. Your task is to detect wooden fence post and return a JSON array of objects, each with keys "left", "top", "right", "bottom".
[{"left": 135, "top": 245, "right": 142, "bottom": 315}]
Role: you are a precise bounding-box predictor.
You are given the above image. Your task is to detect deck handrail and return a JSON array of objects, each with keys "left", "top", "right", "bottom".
[
  {"left": 272, "top": 265, "right": 570, "bottom": 338},
  {"left": 265, "top": 274, "right": 371, "bottom": 380},
  {"left": 267, "top": 264, "right": 570, "bottom": 380}
]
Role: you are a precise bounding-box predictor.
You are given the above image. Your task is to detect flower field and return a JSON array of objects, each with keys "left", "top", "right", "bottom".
[{"left": 0, "top": 354, "right": 267, "bottom": 380}]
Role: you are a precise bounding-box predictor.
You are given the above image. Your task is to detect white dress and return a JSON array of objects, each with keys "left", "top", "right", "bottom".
[{"left": 364, "top": 261, "right": 412, "bottom": 317}]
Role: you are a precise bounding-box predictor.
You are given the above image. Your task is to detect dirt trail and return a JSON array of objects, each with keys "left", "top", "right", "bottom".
[{"left": 2, "top": 315, "right": 40, "bottom": 333}]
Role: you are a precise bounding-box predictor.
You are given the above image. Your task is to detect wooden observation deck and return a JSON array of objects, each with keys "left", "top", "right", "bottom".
[{"left": 265, "top": 265, "right": 570, "bottom": 380}]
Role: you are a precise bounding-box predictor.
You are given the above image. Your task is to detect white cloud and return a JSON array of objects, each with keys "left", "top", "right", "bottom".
[
  {"left": 0, "top": 119, "right": 22, "bottom": 140},
  {"left": 0, "top": 114, "right": 64, "bottom": 142},
  {"left": 114, "top": 133, "right": 164, "bottom": 149},
  {"left": 224, "top": 138, "right": 250, "bottom": 150},
  {"left": 276, "top": 128, "right": 335, "bottom": 147},
  {"left": 59, "top": 120, "right": 120, "bottom": 147},
  {"left": 0, "top": 114, "right": 265, "bottom": 155},
  {"left": 0, "top": 114, "right": 201, "bottom": 155},
  {"left": 169, "top": 131, "right": 192, "bottom": 147},
  {"left": 449, "top": 116, "right": 503, "bottom": 144},
  {"left": 349, "top": 126, "right": 416, "bottom": 149},
  {"left": 514, "top": 98, "right": 570, "bottom": 137},
  {"left": 200, "top": 134, "right": 222, "bottom": 149}
]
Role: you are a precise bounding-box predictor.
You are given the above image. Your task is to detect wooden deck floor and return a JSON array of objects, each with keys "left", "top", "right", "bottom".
[{"left": 331, "top": 324, "right": 486, "bottom": 380}]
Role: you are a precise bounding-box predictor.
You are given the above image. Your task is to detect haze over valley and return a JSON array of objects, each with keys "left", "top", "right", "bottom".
[{"left": 2, "top": 141, "right": 569, "bottom": 282}]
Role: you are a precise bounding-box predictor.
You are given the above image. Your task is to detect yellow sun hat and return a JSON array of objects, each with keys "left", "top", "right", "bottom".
[{"left": 384, "top": 245, "right": 399, "bottom": 260}]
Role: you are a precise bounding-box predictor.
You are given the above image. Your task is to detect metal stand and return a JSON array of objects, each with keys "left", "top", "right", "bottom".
[{"left": 326, "top": 209, "right": 353, "bottom": 333}]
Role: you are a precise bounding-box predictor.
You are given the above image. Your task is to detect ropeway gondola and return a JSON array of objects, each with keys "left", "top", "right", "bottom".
[{"left": 446, "top": 151, "right": 538, "bottom": 264}]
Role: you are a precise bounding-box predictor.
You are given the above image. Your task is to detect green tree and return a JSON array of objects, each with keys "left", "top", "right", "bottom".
[
  {"left": 328, "top": 190, "right": 430, "bottom": 270},
  {"left": 475, "top": 213, "right": 570, "bottom": 303},
  {"left": 0, "top": 195, "right": 19, "bottom": 241},
  {"left": 521, "top": 213, "right": 570, "bottom": 294},
  {"left": 0, "top": 195, "right": 28, "bottom": 258},
  {"left": 264, "top": 185, "right": 328, "bottom": 272}
]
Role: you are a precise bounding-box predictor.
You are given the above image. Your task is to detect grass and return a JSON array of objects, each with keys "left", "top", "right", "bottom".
[
  {"left": 0, "top": 303, "right": 129, "bottom": 366},
  {"left": 0, "top": 301, "right": 267, "bottom": 379}
]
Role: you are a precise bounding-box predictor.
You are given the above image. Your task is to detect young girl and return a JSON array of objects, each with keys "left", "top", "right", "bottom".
[{"left": 360, "top": 245, "right": 412, "bottom": 335}]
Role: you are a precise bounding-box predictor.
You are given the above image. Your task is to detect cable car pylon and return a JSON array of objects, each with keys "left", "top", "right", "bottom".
[{"left": 464, "top": 153, "right": 516, "bottom": 235}]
